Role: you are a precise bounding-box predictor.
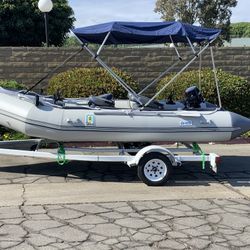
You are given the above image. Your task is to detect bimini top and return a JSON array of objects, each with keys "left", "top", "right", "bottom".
[{"left": 72, "top": 21, "right": 221, "bottom": 45}]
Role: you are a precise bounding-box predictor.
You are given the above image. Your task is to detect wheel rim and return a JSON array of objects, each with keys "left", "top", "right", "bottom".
[{"left": 143, "top": 158, "right": 167, "bottom": 182}]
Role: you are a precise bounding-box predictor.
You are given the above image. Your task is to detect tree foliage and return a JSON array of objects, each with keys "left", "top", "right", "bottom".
[
  {"left": 155, "top": 0, "right": 237, "bottom": 42},
  {"left": 63, "top": 36, "right": 81, "bottom": 47},
  {"left": 0, "top": 0, "right": 75, "bottom": 46},
  {"left": 230, "top": 22, "right": 250, "bottom": 38},
  {"left": 155, "top": 0, "right": 198, "bottom": 24}
]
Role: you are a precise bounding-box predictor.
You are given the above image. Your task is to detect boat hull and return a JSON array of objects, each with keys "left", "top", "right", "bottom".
[{"left": 0, "top": 90, "right": 249, "bottom": 142}]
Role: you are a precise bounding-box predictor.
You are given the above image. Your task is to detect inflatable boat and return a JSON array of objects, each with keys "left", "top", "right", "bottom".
[
  {"left": 0, "top": 21, "right": 249, "bottom": 143},
  {"left": 0, "top": 86, "right": 249, "bottom": 142}
]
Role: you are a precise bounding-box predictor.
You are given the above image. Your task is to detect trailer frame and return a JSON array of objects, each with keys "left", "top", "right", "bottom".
[{"left": 0, "top": 139, "right": 220, "bottom": 186}]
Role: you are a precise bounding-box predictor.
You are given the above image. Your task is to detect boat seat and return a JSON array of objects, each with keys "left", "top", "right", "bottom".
[
  {"left": 88, "top": 93, "right": 115, "bottom": 108},
  {"left": 128, "top": 94, "right": 164, "bottom": 110}
]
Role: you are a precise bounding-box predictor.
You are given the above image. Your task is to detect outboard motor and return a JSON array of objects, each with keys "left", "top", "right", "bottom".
[{"left": 185, "top": 86, "right": 204, "bottom": 109}]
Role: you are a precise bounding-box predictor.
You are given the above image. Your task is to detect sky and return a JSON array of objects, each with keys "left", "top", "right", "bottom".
[{"left": 68, "top": 0, "right": 249, "bottom": 28}]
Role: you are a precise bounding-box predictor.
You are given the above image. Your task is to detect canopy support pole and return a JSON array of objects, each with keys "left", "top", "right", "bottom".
[
  {"left": 186, "top": 36, "right": 197, "bottom": 56},
  {"left": 138, "top": 36, "right": 184, "bottom": 95},
  {"left": 83, "top": 44, "right": 142, "bottom": 105},
  {"left": 139, "top": 59, "right": 180, "bottom": 95},
  {"left": 96, "top": 32, "right": 111, "bottom": 57},
  {"left": 143, "top": 40, "right": 214, "bottom": 108},
  {"left": 210, "top": 46, "right": 222, "bottom": 108},
  {"left": 139, "top": 49, "right": 197, "bottom": 95},
  {"left": 170, "top": 36, "right": 182, "bottom": 60},
  {"left": 24, "top": 47, "right": 84, "bottom": 94},
  {"left": 198, "top": 46, "right": 202, "bottom": 90},
  {"left": 72, "top": 31, "right": 142, "bottom": 104}
]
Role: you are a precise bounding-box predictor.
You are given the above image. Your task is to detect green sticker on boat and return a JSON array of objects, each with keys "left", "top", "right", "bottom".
[{"left": 85, "top": 114, "right": 95, "bottom": 126}]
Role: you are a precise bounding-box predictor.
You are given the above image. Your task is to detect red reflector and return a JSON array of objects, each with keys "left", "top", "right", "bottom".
[{"left": 215, "top": 156, "right": 221, "bottom": 164}]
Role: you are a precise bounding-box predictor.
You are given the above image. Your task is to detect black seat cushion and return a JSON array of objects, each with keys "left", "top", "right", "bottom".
[
  {"left": 128, "top": 94, "right": 163, "bottom": 110},
  {"left": 88, "top": 93, "right": 115, "bottom": 108}
]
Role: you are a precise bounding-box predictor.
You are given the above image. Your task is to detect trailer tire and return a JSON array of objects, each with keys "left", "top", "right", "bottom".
[{"left": 138, "top": 152, "right": 172, "bottom": 186}]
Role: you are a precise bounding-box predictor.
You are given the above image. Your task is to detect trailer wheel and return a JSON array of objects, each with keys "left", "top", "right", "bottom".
[{"left": 138, "top": 152, "right": 172, "bottom": 186}]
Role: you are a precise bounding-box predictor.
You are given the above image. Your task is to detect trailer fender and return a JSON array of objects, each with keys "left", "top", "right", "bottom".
[{"left": 127, "top": 145, "right": 178, "bottom": 167}]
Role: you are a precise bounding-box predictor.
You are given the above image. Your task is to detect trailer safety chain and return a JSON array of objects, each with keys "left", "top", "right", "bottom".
[
  {"left": 57, "top": 144, "right": 68, "bottom": 166},
  {"left": 192, "top": 142, "right": 206, "bottom": 170}
]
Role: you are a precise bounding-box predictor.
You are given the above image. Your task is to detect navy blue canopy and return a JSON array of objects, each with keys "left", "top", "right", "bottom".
[{"left": 72, "top": 21, "right": 221, "bottom": 45}]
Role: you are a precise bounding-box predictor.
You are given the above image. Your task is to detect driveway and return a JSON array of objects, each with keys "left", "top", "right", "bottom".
[{"left": 0, "top": 143, "right": 249, "bottom": 249}]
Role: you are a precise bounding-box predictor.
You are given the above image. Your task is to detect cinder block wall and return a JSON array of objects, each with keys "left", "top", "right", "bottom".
[{"left": 0, "top": 47, "right": 249, "bottom": 91}]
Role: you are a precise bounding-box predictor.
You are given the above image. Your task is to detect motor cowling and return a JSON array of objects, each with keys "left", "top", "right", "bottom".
[{"left": 185, "top": 86, "right": 204, "bottom": 109}]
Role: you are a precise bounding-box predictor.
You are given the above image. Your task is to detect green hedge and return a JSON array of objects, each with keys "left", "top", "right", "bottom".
[
  {"left": 157, "top": 68, "right": 250, "bottom": 117},
  {"left": 48, "top": 67, "right": 139, "bottom": 99},
  {"left": 0, "top": 80, "right": 27, "bottom": 140},
  {"left": 0, "top": 80, "right": 25, "bottom": 90}
]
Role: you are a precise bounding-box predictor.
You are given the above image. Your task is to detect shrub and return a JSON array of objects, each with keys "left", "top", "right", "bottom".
[
  {"left": 243, "top": 131, "right": 250, "bottom": 138},
  {"left": 0, "top": 80, "right": 25, "bottom": 90},
  {"left": 0, "top": 80, "right": 27, "bottom": 140},
  {"left": 157, "top": 68, "right": 250, "bottom": 117},
  {"left": 48, "top": 67, "right": 139, "bottom": 99},
  {"left": 2, "top": 132, "right": 29, "bottom": 141}
]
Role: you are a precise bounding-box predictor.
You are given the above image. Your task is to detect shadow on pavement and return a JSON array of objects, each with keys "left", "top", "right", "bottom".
[{"left": 0, "top": 155, "right": 249, "bottom": 186}]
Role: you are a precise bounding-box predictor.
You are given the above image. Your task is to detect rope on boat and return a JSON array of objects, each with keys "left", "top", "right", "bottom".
[
  {"left": 57, "top": 144, "right": 68, "bottom": 166},
  {"left": 192, "top": 142, "right": 206, "bottom": 170}
]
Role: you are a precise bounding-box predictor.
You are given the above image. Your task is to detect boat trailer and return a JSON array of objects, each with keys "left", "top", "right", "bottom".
[{"left": 0, "top": 140, "right": 220, "bottom": 186}]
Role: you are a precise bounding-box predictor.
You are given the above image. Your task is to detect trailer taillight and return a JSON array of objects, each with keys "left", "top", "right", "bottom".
[{"left": 215, "top": 156, "right": 221, "bottom": 165}]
